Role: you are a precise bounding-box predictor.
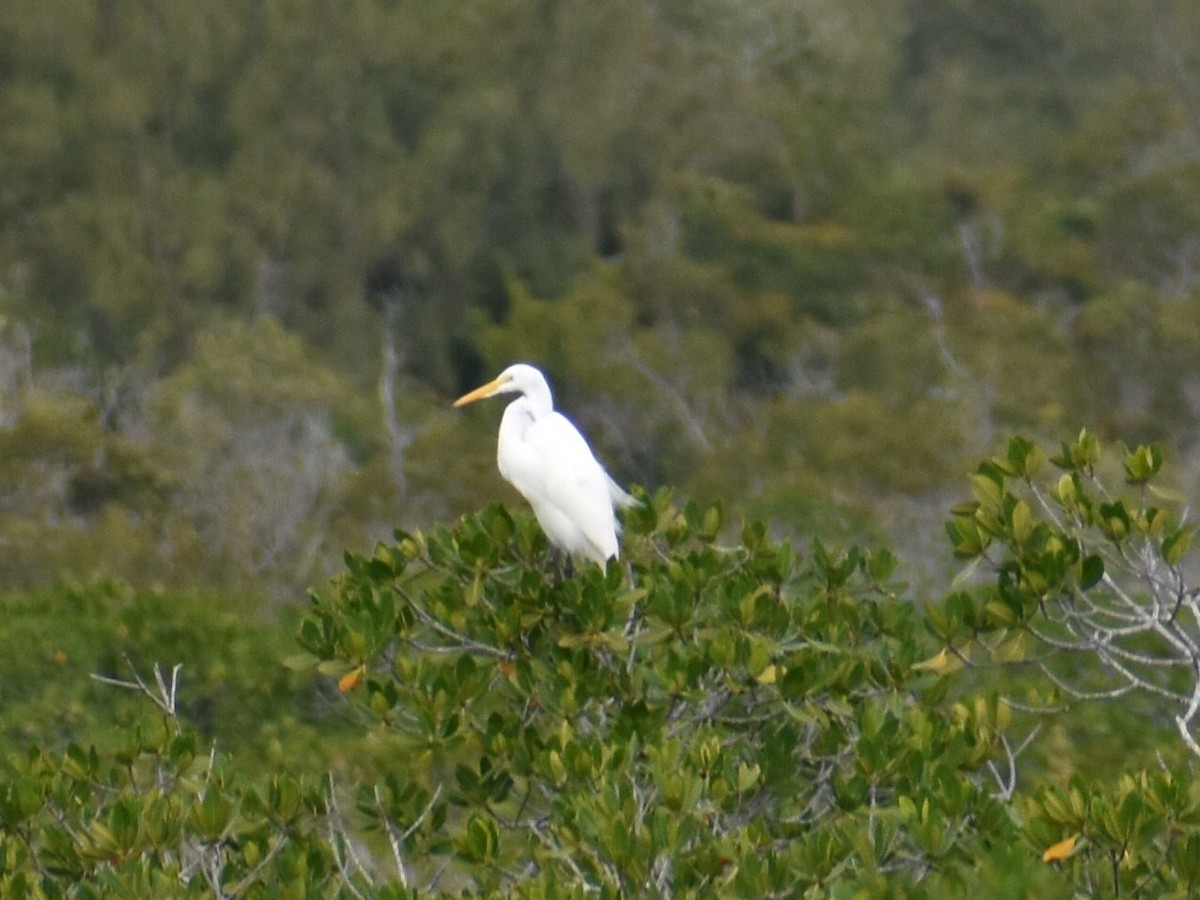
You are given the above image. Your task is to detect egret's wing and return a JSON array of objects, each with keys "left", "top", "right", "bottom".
[{"left": 525, "top": 412, "right": 621, "bottom": 558}]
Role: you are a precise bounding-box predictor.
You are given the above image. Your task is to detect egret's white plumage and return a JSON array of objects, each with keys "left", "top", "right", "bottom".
[{"left": 453, "top": 363, "right": 634, "bottom": 565}]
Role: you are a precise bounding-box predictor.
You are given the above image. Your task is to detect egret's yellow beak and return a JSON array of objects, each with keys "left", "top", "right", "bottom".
[{"left": 453, "top": 376, "right": 506, "bottom": 408}]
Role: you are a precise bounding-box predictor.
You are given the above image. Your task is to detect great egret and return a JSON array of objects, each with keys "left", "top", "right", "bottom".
[{"left": 453, "top": 363, "right": 634, "bottom": 565}]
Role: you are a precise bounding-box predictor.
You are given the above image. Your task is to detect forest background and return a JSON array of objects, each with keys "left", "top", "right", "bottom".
[
  {"left": 3, "top": 0, "right": 1200, "bottom": 598},
  {"left": 3, "top": 0, "right": 1200, "bottom": 895}
]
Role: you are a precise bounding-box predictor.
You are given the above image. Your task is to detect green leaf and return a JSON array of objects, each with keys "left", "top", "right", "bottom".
[
  {"left": 1169, "top": 833, "right": 1200, "bottom": 886},
  {"left": 317, "top": 659, "right": 355, "bottom": 677},
  {"left": 282, "top": 652, "right": 320, "bottom": 672},
  {"left": 970, "top": 471, "right": 1004, "bottom": 511},
  {"left": 0, "top": 778, "right": 42, "bottom": 825},
  {"left": 1010, "top": 499, "right": 1033, "bottom": 544},
  {"left": 1040, "top": 790, "right": 1078, "bottom": 826},
  {"left": 1071, "top": 429, "right": 1101, "bottom": 469},
  {"left": 1003, "top": 436, "right": 1045, "bottom": 479},
  {"left": 464, "top": 575, "right": 483, "bottom": 607},
  {"left": 1163, "top": 528, "right": 1192, "bottom": 566},
  {"left": 62, "top": 743, "right": 97, "bottom": 781},
  {"left": 866, "top": 547, "right": 898, "bottom": 583},
  {"left": 1148, "top": 483, "right": 1187, "bottom": 503},
  {"left": 191, "top": 790, "right": 234, "bottom": 843},
  {"left": 1122, "top": 443, "right": 1163, "bottom": 484},
  {"left": 1054, "top": 472, "right": 1078, "bottom": 507},
  {"left": 108, "top": 797, "right": 141, "bottom": 853},
  {"left": 925, "top": 603, "right": 950, "bottom": 639},
  {"left": 1116, "top": 790, "right": 1144, "bottom": 842},
  {"left": 995, "top": 633, "right": 1027, "bottom": 664},
  {"left": 984, "top": 599, "right": 1018, "bottom": 627},
  {"left": 737, "top": 762, "right": 761, "bottom": 793},
  {"left": 1078, "top": 554, "right": 1105, "bottom": 590},
  {"left": 454, "top": 813, "right": 499, "bottom": 863},
  {"left": 946, "top": 518, "right": 988, "bottom": 558},
  {"left": 701, "top": 503, "right": 723, "bottom": 541},
  {"left": 1098, "top": 501, "right": 1131, "bottom": 542}
]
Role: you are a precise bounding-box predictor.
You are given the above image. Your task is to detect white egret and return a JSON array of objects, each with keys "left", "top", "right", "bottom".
[{"left": 453, "top": 363, "right": 635, "bottom": 565}]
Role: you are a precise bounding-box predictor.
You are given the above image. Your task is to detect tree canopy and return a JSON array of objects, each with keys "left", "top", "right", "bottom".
[{"left": 4, "top": 459, "right": 1200, "bottom": 895}]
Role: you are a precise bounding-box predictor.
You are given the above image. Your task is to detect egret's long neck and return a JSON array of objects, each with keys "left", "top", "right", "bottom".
[
  {"left": 496, "top": 395, "right": 544, "bottom": 485},
  {"left": 519, "top": 378, "right": 554, "bottom": 419},
  {"left": 497, "top": 378, "right": 554, "bottom": 467},
  {"left": 499, "top": 396, "right": 535, "bottom": 438}
]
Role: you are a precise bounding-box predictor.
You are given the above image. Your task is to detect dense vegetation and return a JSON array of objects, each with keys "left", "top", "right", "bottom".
[
  {"left": 4, "top": 459, "right": 1200, "bottom": 895},
  {"left": 2, "top": 0, "right": 1200, "bottom": 895}
]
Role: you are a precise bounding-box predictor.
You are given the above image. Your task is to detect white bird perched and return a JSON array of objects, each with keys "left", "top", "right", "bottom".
[{"left": 453, "top": 363, "right": 635, "bottom": 566}]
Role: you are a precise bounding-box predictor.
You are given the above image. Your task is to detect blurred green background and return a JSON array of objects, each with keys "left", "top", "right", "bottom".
[{"left": 1, "top": 0, "right": 1199, "bottom": 597}]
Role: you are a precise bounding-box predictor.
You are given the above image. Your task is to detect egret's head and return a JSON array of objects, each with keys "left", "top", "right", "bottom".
[{"left": 453, "top": 363, "right": 549, "bottom": 408}]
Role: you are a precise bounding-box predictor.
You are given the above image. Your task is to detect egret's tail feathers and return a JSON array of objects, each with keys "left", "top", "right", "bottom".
[{"left": 607, "top": 476, "right": 639, "bottom": 509}]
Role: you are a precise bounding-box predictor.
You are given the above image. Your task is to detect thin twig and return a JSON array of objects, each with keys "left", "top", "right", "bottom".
[
  {"left": 90, "top": 657, "right": 183, "bottom": 721},
  {"left": 324, "top": 776, "right": 372, "bottom": 900}
]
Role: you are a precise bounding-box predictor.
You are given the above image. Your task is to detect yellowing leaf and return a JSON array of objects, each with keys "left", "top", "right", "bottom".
[
  {"left": 465, "top": 575, "right": 483, "bottom": 607},
  {"left": 338, "top": 665, "right": 366, "bottom": 693},
  {"left": 912, "top": 647, "right": 965, "bottom": 676},
  {"left": 736, "top": 762, "right": 761, "bottom": 793},
  {"left": 1164, "top": 529, "right": 1192, "bottom": 566},
  {"left": 1042, "top": 834, "right": 1079, "bottom": 863},
  {"left": 984, "top": 599, "right": 1017, "bottom": 626},
  {"left": 755, "top": 664, "right": 783, "bottom": 685},
  {"left": 995, "top": 632, "right": 1028, "bottom": 663},
  {"left": 1148, "top": 484, "right": 1186, "bottom": 503},
  {"left": 1056, "top": 473, "right": 1077, "bottom": 505},
  {"left": 1011, "top": 499, "right": 1033, "bottom": 544},
  {"left": 995, "top": 699, "right": 1013, "bottom": 731},
  {"left": 970, "top": 473, "right": 1003, "bottom": 510},
  {"left": 950, "top": 556, "right": 984, "bottom": 589}
]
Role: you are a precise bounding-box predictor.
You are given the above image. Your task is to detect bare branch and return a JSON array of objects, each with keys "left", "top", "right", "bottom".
[
  {"left": 404, "top": 593, "right": 515, "bottom": 661},
  {"left": 374, "top": 784, "right": 410, "bottom": 889},
  {"left": 324, "top": 775, "right": 373, "bottom": 899},
  {"left": 91, "top": 657, "right": 183, "bottom": 723}
]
